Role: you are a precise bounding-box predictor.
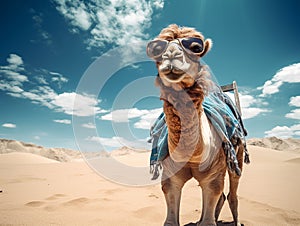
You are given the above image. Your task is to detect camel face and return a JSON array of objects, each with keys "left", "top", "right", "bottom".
[
  {"left": 147, "top": 38, "right": 201, "bottom": 87},
  {"left": 147, "top": 24, "right": 212, "bottom": 90},
  {"left": 147, "top": 38, "right": 202, "bottom": 90}
]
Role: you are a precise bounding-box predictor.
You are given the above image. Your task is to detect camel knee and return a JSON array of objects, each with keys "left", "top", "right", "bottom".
[
  {"left": 162, "top": 181, "right": 171, "bottom": 194},
  {"left": 227, "top": 192, "right": 238, "bottom": 204},
  {"left": 161, "top": 180, "right": 183, "bottom": 195},
  {"left": 209, "top": 177, "right": 224, "bottom": 196}
]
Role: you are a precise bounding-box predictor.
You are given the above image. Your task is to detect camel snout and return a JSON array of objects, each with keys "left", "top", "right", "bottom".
[{"left": 162, "top": 43, "right": 184, "bottom": 61}]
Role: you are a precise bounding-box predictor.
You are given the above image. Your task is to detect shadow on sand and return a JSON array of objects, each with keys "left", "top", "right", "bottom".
[{"left": 184, "top": 221, "right": 244, "bottom": 226}]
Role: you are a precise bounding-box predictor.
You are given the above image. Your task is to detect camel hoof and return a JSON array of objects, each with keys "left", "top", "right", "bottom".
[
  {"left": 164, "top": 223, "right": 179, "bottom": 226},
  {"left": 197, "top": 222, "right": 216, "bottom": 226},
  {"left": 215, "top": 221, "right": 244, "bottom": 226},
  {"left": 184, "top": 223, "right": 197, "bottom": 226}
]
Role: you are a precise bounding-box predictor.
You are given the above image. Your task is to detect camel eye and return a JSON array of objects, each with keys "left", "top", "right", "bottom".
[
  {"left": 181, "top": 38, "right": 204, "bottom": 54},
  {"left": 152, "top": 44, "right": 164, "bottom": 56},
  {"left": 147, "top": 40, "right": 168, "bottom": 59},
  {"left": 189, "top": 43, "right": 203, "bottom": 53}
]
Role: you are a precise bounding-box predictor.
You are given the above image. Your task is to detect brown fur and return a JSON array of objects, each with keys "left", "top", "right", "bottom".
[
  {"left": 156, "top": 24, "right": 213, "bottom": 57},
  {"left": 151, "top": 24, "right": 243, "bottom": 226}
]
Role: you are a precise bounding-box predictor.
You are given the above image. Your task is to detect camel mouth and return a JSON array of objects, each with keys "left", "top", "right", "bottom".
[{"left": 164, "top": 72, "right": 185, "bottom": 82}]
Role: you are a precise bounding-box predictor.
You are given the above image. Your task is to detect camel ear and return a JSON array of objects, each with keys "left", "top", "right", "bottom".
[{"left": 200, "top": 38, "right": 213, "bottom": 57}]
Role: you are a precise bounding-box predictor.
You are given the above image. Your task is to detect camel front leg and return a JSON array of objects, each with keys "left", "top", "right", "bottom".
[
  {"left": 162, "top": 178, "right": 182, "bottom": 226},
  {"left": 198, "top": 175, "right": 225, "bottom": 226},
  {"left": 198, "top": 188, "right": 222, "bottom": 226},
  {"left": 161, "top": 160, "right": 192, "bottom": 226}
]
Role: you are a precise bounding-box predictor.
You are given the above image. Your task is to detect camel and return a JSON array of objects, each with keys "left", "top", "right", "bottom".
[{"left": 147, "top": 24, "right": 247, "bottom": 226}]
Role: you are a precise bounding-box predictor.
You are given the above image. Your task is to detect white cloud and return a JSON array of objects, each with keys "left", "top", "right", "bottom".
[
  {"left": 0, "top": 54, "right": 28, "bottom": 87},
  {"left": 273, "top": 63, "right": 300, "bottom": 83},
  {"left": 134, "top": 108, "right": 162, "bottom": 129},
  {"left": 86, "top": 136, "right": 124, "bottom": 148},
  {"left": 53, "top": 119, "right": 71, "bottom": 124},
  {"left": 101, "top": 107, "right": 162, "bottom": 129},
  {"left": 258, "top": 80, "right": 283, "bottom": 96},
  {"left": 265, "top": 126, "right": 293, "bottom": 138},
  {"left": 35, "top": 76, "right": 48, "bottom": 85},
  {"left": 226, "top": 92, "right": 269, "bottom": 120},
  {"left": 6, "top": 92, "right": 23, "bottom": 98},
  {"left": 291, "top": 124, "right": 300, "bottom": 131},
  {"left": 7, "top": 54, "right": 23, "bottom": 67},
  {"left": 259, "top": 63, "right": 300, "bottom": 96},
  {"left": 289, "top": 96, "right": 300, "bottom": 107},
  {"left": 51, "top": 76, "right": 68, "bottom": 83},
  {"left": 21, "top": 86, "right": 57, "bottom": 109},
  {"left": 82, "top": 122, "right": 96, "bottom": 129},
  {"left": 86, "top": 135, "right": 148, "bottom": 148},
  {"left": 284, "top": 95, "right": 300, "bottom": 122},
  {"left": 0, "top": 82, "right": 24, "bottom": 93},
  {"left": 2, "top": 123, "right": 16, "bottom": 128},
  {"left": 53, "top": 0, "right": 164, "bottom": 61},
  {"left": 242, "top": 107, "right": 270, "bottom": 120},
  {"left": 51, "top": 92, "right": 102, "bottom": 117},
  {"left": 50, "top": 71, "right": 69, "bottom": 88},
  {"left": 101, "top": 108, "right": 149, "bottom": 122},
  {"left": 54, "top": 0, "right": 92, "bottom": 31},
  {"left": 152, "top": 0, "right": 164, "bottom": 8},
  {"left": 0, "top": 54, "right": 107, "bottom": 118},
  {"left": 34, "top": 136, "right": 40, "bottom": 140},
  {"left": 5, "top": 71, "right": 28, "bottom": 85},
  {"left": 285, "top": 109, "right": 300, "bottom": 120},
  {"left": 0, "top": 54, "right": 104, "bottom": 117},
  {"left": 265, "top": 123, "right": 300, "bottom": 138},
  {"left": 237, "top": 94, "right": 255, "bottom": 108},
  {"left": 2, "top": 65, "right": 68, "bottom": 90}
]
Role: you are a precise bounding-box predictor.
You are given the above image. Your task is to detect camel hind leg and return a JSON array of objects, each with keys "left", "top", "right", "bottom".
[
  {"left": 227, "top": 143, "right": 244, "bottom": 226},
  {"left": 215, "top": 192, "right": 226, "bottom": 221}
]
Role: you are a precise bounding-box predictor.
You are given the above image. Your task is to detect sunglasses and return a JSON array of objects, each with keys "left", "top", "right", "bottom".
[{"left": 146, "top": 37, "right": 204, "bottom": 60}]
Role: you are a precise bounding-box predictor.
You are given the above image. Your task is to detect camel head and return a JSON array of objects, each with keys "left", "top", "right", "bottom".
[{"left": 147, "top": 24, "right": 212, "bottom": 91}]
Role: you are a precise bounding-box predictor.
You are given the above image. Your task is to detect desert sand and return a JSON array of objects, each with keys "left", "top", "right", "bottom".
[{"left": 1, "top": 138, "right": 300, "bottom": 225}]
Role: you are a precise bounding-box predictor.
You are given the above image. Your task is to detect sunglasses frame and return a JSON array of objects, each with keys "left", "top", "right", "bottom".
[{"left": 146, "top": 37, "right": 205, "bottom": 61}]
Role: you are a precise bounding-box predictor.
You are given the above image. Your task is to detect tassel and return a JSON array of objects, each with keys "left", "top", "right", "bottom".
[
  {"left": 150, "top": 162, "right": 162, "bottom": 180},
  {"left": 244, "top": 153, "right": 250, "bottom": 164},
  {"left": 244, "top": 145, "right": 251, "bottom": 164}
]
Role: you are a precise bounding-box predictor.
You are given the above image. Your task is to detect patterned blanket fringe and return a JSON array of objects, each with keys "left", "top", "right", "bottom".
[
  {"left": 244, "top": 146, "right": 250, "bottom": 164},
  {"left": 222, "top": 141, "right": 241, "bottom": 176},
  {"left": 150, "top": 161, "right": 162, "bottom": 180}
]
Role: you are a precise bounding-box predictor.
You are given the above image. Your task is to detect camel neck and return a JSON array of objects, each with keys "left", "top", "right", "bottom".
[{"left": 157, "top": 77, "right": 206, "bottom": 162}]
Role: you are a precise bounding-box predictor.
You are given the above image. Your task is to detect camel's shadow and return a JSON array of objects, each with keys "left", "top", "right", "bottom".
[{"left": 184, "top": 221, "right": 244, "bottom": 226}]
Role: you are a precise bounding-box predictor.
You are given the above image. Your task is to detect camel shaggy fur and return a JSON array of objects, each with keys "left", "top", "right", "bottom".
[{"left": 147, "top": 24, "right": 245, "bottom": 226}]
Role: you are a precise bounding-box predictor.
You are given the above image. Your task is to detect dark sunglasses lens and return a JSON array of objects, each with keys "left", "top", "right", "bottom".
[
  {"left": 147, "top": 40, "right": 168, "bottom": 58},
  {"left": 181, "top": 38, "right": 204, "bottom": 54}
]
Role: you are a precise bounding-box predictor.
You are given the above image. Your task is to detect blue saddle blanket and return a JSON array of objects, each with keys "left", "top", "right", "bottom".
[{"left": 149, "top": 88, "right": 249, "bottom": 180}]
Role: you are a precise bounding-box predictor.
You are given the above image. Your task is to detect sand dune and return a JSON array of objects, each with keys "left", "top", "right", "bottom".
[
  {"left": 0, "top": 138, "right": 83, "bottom": 162},
  {"left": 0, "top": 152, "right": 59, "bottom": 164},
  {"left": 1, "top": 138, "right": 300, "bottom": 225},
  {"left": 247, "top": 136, "right": 300, "bottom": 153}
]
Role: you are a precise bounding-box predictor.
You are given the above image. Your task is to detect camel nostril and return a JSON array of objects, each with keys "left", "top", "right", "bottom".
[
  {"left": 160, "top": 64, "right": 173, "bottom": 73},
  {"left": 162, "top": 44, "right": 184, "bottom": 60},
  {"left": 173, "top": 50, "right": 183, "bottom": 58},
  {"left": 162, "top": 50, "right": 183, "bottom": 60}
]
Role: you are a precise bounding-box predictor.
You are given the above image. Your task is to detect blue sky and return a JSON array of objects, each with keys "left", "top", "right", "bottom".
[{"left": 1, "top": 0, "right": 300, "bottom": 152}]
